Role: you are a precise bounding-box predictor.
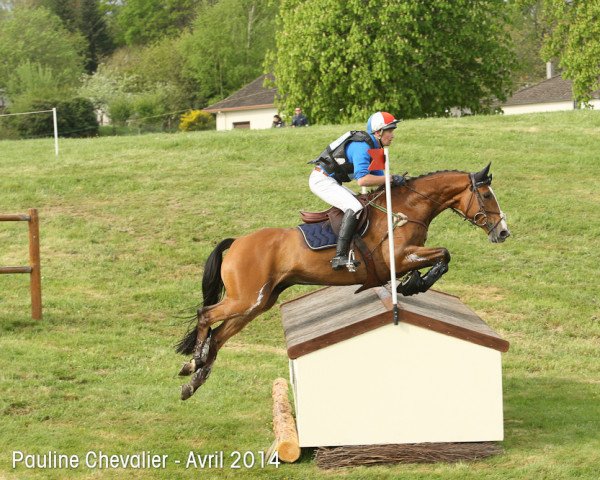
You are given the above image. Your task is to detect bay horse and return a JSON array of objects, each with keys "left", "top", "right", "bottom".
[{"left": 176, "top": 164, "right": 509, "bottom": 400}]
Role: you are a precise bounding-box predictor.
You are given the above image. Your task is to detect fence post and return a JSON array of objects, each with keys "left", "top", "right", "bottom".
[
  {"left": 28, "top": 209, "right": 42, "bottom": 320},
  {"left": 0, "top": 209, "right": 42, "bottom": 320}
]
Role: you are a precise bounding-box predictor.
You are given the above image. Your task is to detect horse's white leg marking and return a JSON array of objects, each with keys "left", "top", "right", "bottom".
[
  {"left": 245, "top": 283, "right": 269, "bottom": 315},
  {"left": 406, "top": 253, "right": 427, "bottom": 263}
]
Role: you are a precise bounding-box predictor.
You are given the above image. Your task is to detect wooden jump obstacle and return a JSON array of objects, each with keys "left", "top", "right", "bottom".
[
  {"left": 0, "top": 209, "right": 42, "bottom": 320},
  {"left": 279, "top": 285, "right": 510, "bottom": 468}
]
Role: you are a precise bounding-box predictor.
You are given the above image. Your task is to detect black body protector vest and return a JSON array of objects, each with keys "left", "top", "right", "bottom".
[{"left": 310, "top": 130, "right": 376, "bottom": 184}]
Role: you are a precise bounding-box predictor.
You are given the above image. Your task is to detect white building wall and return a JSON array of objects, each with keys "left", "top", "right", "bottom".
[
  {"left": 290, "top": 322, "right": 504, "bottom": 447},
  {"left": 502, "top": 101, "right": 575, "bottom": 115},
  {"left": 215, "top": 107, "right": 278, "bottom": 131}
]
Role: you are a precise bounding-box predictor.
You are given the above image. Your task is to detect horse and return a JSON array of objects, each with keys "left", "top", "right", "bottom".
[{"left": 176, "top": 163, "right": 510, "bottom": 400}]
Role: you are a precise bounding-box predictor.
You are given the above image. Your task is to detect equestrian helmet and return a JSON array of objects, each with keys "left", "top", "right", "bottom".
[{"left": 367, "top": 111, "right": 400, "bottom": 133}]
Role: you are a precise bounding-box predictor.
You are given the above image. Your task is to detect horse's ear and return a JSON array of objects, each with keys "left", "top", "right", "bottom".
[{"left": 473, "top": 162, "right": 492, "bottom": 184}]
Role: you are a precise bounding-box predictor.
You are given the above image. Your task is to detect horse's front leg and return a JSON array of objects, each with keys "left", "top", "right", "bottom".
[{"left": 396, "top": 246, "right": 451, "bottom": 296}]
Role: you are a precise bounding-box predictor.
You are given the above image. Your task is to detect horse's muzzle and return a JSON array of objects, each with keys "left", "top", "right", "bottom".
[
  {"left": 490, "top": 226, "right": 510, "bottom": 243},
  {"left": 489, "top": 213, "right": 510, "bottom": 243}
]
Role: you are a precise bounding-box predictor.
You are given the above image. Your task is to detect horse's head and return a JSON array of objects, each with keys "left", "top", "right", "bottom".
[{"left": 456, "top": 163, "right": 510, "bottom": 243}]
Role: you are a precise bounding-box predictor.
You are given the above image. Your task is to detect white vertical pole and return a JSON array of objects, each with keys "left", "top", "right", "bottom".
[
  {"left": 52, "top": 107, "right": 59, "bottom": 157},
  {"left": 383, "top": 147, "right": 400, "bottom": 324}
]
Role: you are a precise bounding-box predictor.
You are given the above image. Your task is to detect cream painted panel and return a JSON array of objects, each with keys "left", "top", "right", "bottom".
[{"left": 292, "top": 322, "right": 504, "bottom": 447}]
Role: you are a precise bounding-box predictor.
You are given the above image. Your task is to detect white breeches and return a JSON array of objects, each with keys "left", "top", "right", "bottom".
[{"left": 309, "top": 170, "right": 363, "bottom": 213}]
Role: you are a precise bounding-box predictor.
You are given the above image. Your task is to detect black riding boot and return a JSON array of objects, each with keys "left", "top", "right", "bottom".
[{"left": 331, "top": 209, "right": 361, "bottom": 271}]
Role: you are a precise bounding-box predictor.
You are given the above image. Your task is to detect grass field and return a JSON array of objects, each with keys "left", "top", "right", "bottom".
[{"left": 0, "top": 111, "right": 599, "bottom": 479}]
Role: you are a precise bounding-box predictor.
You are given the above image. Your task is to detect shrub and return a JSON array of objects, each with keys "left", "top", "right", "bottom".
[
  {"left": 57, "top": 97, "right": 99, "bottom": 137},
  {"left": 179, "top": 109, "right": 215, "bottom": 132},
  {"left": 108, "top": 97, "right": 134, "bottom": 126},
  {"left": 11, "top": 97, "right": 98, "bottom": 138}
]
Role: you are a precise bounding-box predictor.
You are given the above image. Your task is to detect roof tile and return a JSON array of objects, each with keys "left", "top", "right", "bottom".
[{"left": 204, "top": 73, "right": 276, "bottom": 112}]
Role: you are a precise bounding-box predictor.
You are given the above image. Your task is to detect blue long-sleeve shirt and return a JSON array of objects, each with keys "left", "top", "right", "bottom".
[{"left": 344, "top": 132, "right": 384, "bottom": 181}]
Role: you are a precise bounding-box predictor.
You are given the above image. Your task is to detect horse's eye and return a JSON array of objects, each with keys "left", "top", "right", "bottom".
[{"left": 483, "top": 192, "right": 492, "bottom": 199}]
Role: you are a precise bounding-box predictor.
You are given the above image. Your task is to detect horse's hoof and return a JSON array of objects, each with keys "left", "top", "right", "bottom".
[
  {"left": 181, "top": 384, "right": 194, "bottom": 401},
  {"left": 178, "top": 359, "right": 196, "bottom": 376},
  {"left": 398, "top": 271, "right": 421, "bottom": 296}
]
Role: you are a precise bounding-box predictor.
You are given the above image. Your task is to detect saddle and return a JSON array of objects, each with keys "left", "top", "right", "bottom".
[
  {"left": 298, "top": 192, "right": 385, "bottom": 292},
  {"left": 300, "top": 193, "right": 371, "bottom": 235}
]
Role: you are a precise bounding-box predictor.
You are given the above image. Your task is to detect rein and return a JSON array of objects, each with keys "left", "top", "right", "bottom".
[
  {"left": 367, "top": 190, "right": 428, "bottom": 231},
  {"left": 366, "top": 173, "right": 503, "bottom": 245}
]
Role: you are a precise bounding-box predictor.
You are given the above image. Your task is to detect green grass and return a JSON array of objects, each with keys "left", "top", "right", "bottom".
[{"left": 0, "top": 111, "right": 599, "bottom": 479}]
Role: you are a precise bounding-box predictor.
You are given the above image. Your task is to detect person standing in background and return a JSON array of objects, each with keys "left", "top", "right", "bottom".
[{"left": 291, "top": 107, "right": 308, "bottom": 127}]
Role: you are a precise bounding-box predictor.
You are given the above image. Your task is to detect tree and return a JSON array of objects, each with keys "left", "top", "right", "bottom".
[
  {"left": 6, "top": 60, "right": 75, "bottom": 113},
  {"left": 541, "top": 0, "right": 600, "bottom": 104},
  {"left": 115, "top": 0, "right": 200, "bottom": 46},
  {"left": 506, "top": 0, "right": 548, "bottom": 88},
  {"left": 3, "top": 1, "right": 113, "bottom": 73},
  {"left": 183, "top": 0, "right": 278, "bottom": 104},
  {"left": 77, "top": 0, "right": 115, "bottom": 72},
  {"left": 0, "top": 7, "right": 85, "bottom": 93},
  {"left": 270, "top": 0, "right": 515, "bottom": 123}
]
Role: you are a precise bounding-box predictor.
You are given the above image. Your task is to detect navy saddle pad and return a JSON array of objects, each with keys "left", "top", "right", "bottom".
[
  {"left": 297, "top": 221, "right": 338, "bottom": 250},
  {"left": 297, "top": 220, "right": 369, "bottom": 250}
]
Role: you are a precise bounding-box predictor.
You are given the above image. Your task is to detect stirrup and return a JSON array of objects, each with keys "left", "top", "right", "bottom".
[{"left": 331, "top": 249, "right": 361, "bottom": 272}]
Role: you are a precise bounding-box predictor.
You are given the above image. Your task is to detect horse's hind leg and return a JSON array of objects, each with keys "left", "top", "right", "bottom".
[
  {"left": 180, "top": 283, "right": 276, "bottom": 400},
  {"left": 178, "top": 306, "right": 219, "bottom": 376}
]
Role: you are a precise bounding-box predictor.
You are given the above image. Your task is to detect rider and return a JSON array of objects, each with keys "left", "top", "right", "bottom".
[{"left": 309, "top": 111, "right": 406, "bottom": 270}]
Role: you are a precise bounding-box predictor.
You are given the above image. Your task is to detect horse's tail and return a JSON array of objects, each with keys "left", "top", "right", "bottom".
[
  {"left": 176, "top": 238, "right": 236, "bottom": 355},
  {"left": 202, "top": 238, "right": 235, "bottom": 306}
]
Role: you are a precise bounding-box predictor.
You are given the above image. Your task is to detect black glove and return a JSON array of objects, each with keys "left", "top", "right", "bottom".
[{"left": 390, "top": 174, "right": 406, "bottom": 187}]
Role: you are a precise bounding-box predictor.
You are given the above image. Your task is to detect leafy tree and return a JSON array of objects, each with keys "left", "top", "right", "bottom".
[
  {"left": 127, "top": 36, "right": 200, "bottom": 109},
  {"left": 270, "top": 0, "right": 515, "bottom": 123},
  {"left": 183, "top": 0, "right": 278, "bottom": 104},
  {"left": 541, "top": 0, "right": 600, "bottom": 104},
  {"left": 80, "top": 36, "right": 199, "bottom": 127},
  {"left": 6, "top": 61, "right": 75, "bottom": 113},
  {"left": 6, "top": 0, "right": 114, "bottom": 73},
  {"left": 0, "top": 7, "right": 85, "bottom": 93},
  {"left": 115, "top": 0, "right": 200, "bottom": 46},
  {"left": 77, "top": 0, "right": 115, "bottom": 72},
  {"left": 506, "top": 0, "right": 548, "bottom": 88}
]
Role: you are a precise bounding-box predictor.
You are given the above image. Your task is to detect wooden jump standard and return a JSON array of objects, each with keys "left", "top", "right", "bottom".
[{"left": 0, "top": 209, "right": 42, "bottom": 320}]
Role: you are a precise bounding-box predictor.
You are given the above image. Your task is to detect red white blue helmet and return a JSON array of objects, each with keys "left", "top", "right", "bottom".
[{"left": 367, "top": 111, "right": 399, "bottom": 134}]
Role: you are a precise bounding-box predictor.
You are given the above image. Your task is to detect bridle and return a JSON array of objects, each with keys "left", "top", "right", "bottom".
[
  {"left": 452, "top": 174, "right": 504, "bottom": 233},
  {"left": 368, "top": 173, "right": 504, "bottom": 234}
]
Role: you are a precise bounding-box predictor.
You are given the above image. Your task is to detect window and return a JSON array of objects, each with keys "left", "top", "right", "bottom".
[{"left": 233, "top": 121, "right": 250, "bottom": 129}]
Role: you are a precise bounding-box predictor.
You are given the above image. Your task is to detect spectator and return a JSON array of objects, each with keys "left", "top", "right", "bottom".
[
  {"left": 291, "top": 107, "right": 309, "bottom": 127},
  {"left": 272, "top": 114, "right": 285, "bottom": 128}
]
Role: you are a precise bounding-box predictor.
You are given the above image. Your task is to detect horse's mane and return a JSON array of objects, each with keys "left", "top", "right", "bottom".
[
  {"left": 407, "top": 169, "right": 467, "bottom": 182},
  {"left": 372, "top": 169, "right": 467, "bottom": 194}
]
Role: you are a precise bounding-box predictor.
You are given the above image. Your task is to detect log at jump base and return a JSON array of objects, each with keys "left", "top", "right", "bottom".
[
  {"left": 315, "top": 442, "right": 503, "bottom": 469},
  {"left": 269, "top": 378, "right": 301, "bottom": 463}
]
